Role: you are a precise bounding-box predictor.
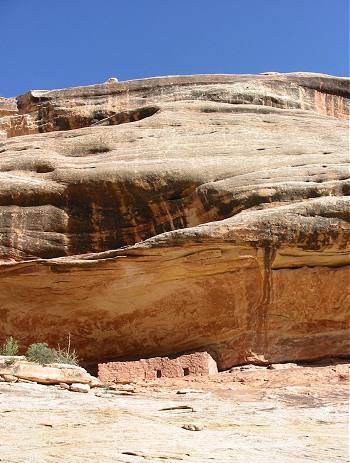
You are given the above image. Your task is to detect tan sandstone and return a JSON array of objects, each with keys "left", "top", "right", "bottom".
[
  {"left": 0, "top": 362, "right": 348, "bottom": 462},
  {"left": 0, "top": 359, "right": 99, "bottom": 386},
  {"left": 0, "top": 73, "right": 349, "bottom": 369}
]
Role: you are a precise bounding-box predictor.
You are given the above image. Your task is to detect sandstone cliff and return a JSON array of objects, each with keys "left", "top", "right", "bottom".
[{"left": 0, "top": 73, "right": 349, "bottom": 369}]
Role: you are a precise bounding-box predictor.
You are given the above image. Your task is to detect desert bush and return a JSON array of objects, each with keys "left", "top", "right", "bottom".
[
  {"left": 25, "top": 335, "right": 80, "bottom": 366},
  {"left": 55, "top": 346, "right": 79, "bottom": 366},
  {"left": 0, "top": 336, "right": 19, "bottom": 356},
  {"left": 26, "top": 342, "right": 57, "bottom": 365},
  {"left": 55, "top": 333, "right": 80, "bottom": 366}
]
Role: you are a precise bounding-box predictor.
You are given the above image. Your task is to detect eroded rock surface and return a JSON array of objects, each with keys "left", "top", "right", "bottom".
[
  {"left": 0, "top": 362, "right": 349, "bottom": 463},
  {"left": 0, "top": 357, "right": 99, "bottom": 386},
  {"left": 0, "top": 73, "right": 349, "bottom": 368}
]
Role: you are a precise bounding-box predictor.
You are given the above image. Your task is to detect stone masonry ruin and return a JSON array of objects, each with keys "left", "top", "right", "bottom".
[{"left": 98, "top": 352, "right": 218, "bottom": 384}]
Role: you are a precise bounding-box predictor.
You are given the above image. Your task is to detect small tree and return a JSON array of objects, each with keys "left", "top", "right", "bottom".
[{"left": 0, "top": 336, "right": 19, "bottom": 356}]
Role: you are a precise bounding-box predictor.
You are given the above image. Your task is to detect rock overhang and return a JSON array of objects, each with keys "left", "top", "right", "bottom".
[{"left": 0, "top": 72, "right": 349, "bottom": 368}]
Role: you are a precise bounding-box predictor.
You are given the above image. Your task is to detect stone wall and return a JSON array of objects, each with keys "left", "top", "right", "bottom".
[{"left": 98, "top": 352, "right": 218, "bottom": 384}]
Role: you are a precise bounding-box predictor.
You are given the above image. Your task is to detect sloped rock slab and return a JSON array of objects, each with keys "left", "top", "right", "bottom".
[{"left": 0, "top": 360, "right": 99, "bottom": 386}]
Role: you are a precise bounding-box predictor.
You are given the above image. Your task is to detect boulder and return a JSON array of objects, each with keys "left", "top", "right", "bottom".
[
  {"left": 0, "top": 360, "right": 98, "bottom": 385},
  {"left": 0, "top": 73, "right": 349, "bottom": 370},
  {"left": 70, "top": 383, "right": 90, "bottom": 393},
  {"left": 58, "top": 383, "right": 70, "bottom": 389},
  {"left": 2, "top": 374, "right": 18, "bottom": 383}
]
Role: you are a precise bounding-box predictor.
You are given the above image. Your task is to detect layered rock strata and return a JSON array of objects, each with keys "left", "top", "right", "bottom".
[{"left": 0, "top": 73, "right": 349, "bottom": 369}]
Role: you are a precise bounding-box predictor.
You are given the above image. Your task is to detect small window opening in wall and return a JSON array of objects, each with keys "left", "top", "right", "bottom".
[
  {"left": 156, "top": 369, "right": 162, "bottom": 378},
  {"left": 183, "top": 367, "right": 190, "bottom": 376}
]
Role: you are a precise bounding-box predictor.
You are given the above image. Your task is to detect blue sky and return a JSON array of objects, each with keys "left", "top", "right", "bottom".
[{"left": 1, "top": 0, "right": 349, "bottom": 97}]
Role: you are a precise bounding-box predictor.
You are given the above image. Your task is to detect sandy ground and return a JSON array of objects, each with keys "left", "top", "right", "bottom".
[{"left": 0, "top": 361, "right": 348, "bottom": 463}]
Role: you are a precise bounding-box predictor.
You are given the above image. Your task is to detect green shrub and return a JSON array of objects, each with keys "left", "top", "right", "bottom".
[
  {"left": 25, "top": 336, "right": 80, "bottom": 366},
  {"left": 0, "top": 336, "right": 19, "bottom": 356},
  {"left": 26, "top": 342, "right": 57, "bottom": 365}
]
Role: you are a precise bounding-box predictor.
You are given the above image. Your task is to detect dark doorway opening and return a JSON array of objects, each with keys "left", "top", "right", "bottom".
[
  {"left": 156, "top": 369, "right": 162, "bottom": 378},
  {"left": 183, "top": 367, "right": 190, "bottom": 376}
]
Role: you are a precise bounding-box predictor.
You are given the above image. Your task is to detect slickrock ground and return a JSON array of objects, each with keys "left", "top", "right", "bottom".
[
  {"left": 0, "top": 72, "right": 349, "bottom": 368},
  {"left": 0, "top": 361, "right": 348, "bottom": 462}
]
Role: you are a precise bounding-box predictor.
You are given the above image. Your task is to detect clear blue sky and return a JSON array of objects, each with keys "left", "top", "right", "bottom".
[{"left": 1, "top": 0, "right": 349, "bottom": 97}]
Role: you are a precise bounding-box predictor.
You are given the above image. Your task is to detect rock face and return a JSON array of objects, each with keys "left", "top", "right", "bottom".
[{"left": 0, "top": 73, "right": 349, "bottom": 370}]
